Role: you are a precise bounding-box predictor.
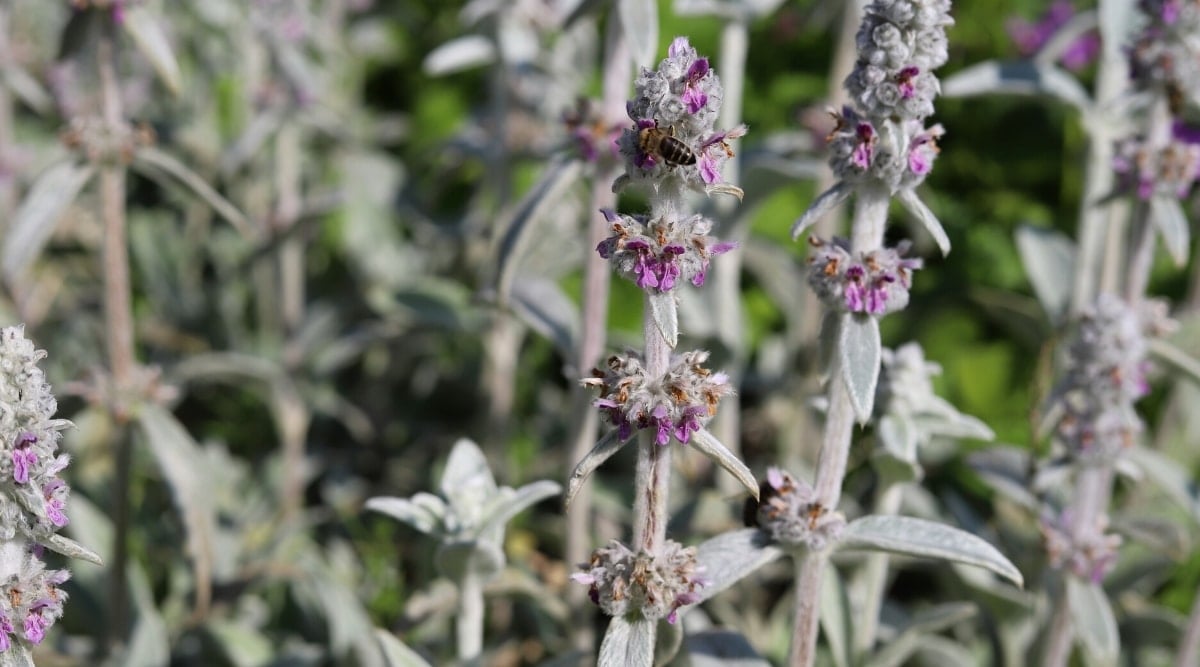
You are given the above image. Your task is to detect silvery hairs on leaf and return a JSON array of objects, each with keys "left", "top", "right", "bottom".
[
  {"left": 365, "top": 438, "right": 560, "bottom": 583},
  {"left": 0, "top": 326, "right": 96, "bottom": 655}
]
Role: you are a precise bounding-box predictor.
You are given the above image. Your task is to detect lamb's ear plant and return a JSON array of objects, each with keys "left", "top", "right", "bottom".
[
  {"left": 366, "top": 438, "right": 560, "bottom": 665},
  {"left": 0, "top": 326, "right": 101, "bottom": 667},
  {"left": 564, "top": 36, "right": 764, "bottom": 667},
  {"left": 782, "top": 2, "right": 1022, "bottom": 664}
]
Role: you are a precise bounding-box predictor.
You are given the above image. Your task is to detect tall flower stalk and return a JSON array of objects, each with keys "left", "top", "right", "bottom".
[
  {"left": 565, "top": 36, "right": 756, "bottom": 666},
  {"left": 789, "top": 2, "right": 955, "bottom": 664},
  {"left": 0, "top": 326, "right": 102, "bottom": 664},
  {"left": 1041, "top": 2, "right": 1198, "bottom": 662}
]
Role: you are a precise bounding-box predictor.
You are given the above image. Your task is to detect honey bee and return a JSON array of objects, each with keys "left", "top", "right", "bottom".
[{"left": 638, "top": 123, "right": 697, "bottom": 167}]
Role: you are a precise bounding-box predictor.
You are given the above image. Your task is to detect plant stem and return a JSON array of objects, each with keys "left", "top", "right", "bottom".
[
  {"left": 1073, "top": 21, "right": 1129, "bottom": 313},
  {"left": 565, "top": 18, "right": 627, "bottom": 651},
  {"left": 99, "top": 25, "right": 136, "bottom": 649},
  {"left": 457, "top": 572, "right": 485, "bottom": 665},
  {"left": 791, "top": 186, "right": 888, "bottom": 666},
  {"left": 632, "top": 293, "right": 674, "bottom": 554},
  {"left": 789, "top": 550, "right": 828, "bottom": 667}
]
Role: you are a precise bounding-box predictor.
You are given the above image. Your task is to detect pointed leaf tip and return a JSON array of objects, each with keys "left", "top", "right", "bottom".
[
  {"left": 897, "top": 189, "right": 950, "bottom": 256},
  {"left": 792, "top": 183, "right": 851, "bottom": 240},
  {"left": 689, "top": 429, "right": 759, "bottom": 500},
  {"left": 840, "top": 515, "right": 1023, "bottom": 588},
  {"left": 565, "top": 429, "right": 630, "bottom": 509}
]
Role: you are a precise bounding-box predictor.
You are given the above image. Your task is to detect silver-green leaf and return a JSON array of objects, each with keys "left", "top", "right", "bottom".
[
  {"left": 688, "top": 529, "right": 782, "bottom": 606},
  {"left": 792, "top": 182, "right": 851, "bottom": 241},
  {"left": 3, "top": 160, "right": 94, "bottom": 283},
  {"left": 647, "top": 291, "right": 679, "bottom": 348},
  {"left": 598, "top": 615, "right": 656, "bottom": 667},
  {"left": 689, "top": 429, "right": 759, "bottom": 499},
  {"left": 121, "top": 5, "right": 183, "bottom": 95},
  {"left": 376, "top": 628, "right": 433, "bottom": 667},
  {"left": 840, "top": 515, "right": 1023, "bottom": 587},
  {"left": 1068, "top": 576, "right": 1119, "bottom": 666},
  {"left": 617, "top": 0, "right": 659, "bottom": 69},
  {"left": 1015, "top": 225, "right": 1077, "bottom": 324},
  {"left": 840, "top": 313, "right": 881, "bottom": 424},
  {"left": 565, "top": 428, "right": 632, "bottom": 509},
  {"left": 1149, "top": 196, "right": 1190, "bottom": 267},
  {"left": 896, "top": 189, "right": 950, "bottom": 256}
]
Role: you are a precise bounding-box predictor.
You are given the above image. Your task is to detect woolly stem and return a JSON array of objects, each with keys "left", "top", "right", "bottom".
[
  {"left": 792, "top": 184, "right": 889, "bottom": 666},
  {"left": 457, "top": 572, "right": 486, "bottom": 665},
  {"left": 1177, "top": 582, "right": 1200, "bottom": 667},
  {"left": 98, "top": 24, "right": 135, "bottom": 649},
  {"left": 1042, "top": 589, "right": 1075, "bottom": 667},
  {"left": 632, "top": 292, "right": 675, "bottom": 554}
]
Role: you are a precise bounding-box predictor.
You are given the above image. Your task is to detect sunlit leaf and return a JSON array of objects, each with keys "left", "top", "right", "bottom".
[
  {"left": 840, "top": 515, "right": 1023, "bottom": 587},
  {"left": 121, "top": 5, "right": 183, "bottom": 95},
  {"left": 647, "top": 291, "right": 679, "bottom": 348},
  {"left": 840, "top": 313, "right": 881, "bottom": 424},
  {"left": 3, "top": 160, "right": 93, "bottom": 284},
  {"left": 618, "top": 0, "right": 659, "bottom": 68},
  {"left": 896, "top": 189, "right": 950, "bottom": 256},
  {"left": 941, "top": 60, "right": 1091, "bottom": 111},
  {"left": 136, "top": 405, "right": 218, "bottom": 616},
  {"left": 599, "top": 615, "right": 655, "bottom": 667},
  {"left": 689, "top": 429, "right": 759, "bottom": 499},
  {"left": 1148, "top": 196, "right": 1190, "bottom": 267},
  {"left": 1068, "top": 576, "right": 1119, "bottom": 665},
  {"left": 687, "top": 529, "right": 782, "bottom": 606}
]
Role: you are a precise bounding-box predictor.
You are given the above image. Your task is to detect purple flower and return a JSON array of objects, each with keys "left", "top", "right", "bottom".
[
  {"left": 22, "top": 612, "right": 45, "bottom": 645},
  {"left": 896, "top": 66, "right": 920, "bottom": 99},
  {"left": 1007, "top": 1, "right": 1098, "bottom": 70},
  {"left": 682, "top": 58, "right": 711, "bottom": 114}
]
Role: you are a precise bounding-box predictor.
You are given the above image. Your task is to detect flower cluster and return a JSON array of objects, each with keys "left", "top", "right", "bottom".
[
  {"left": 1113, "top": 126, "right": 1200, "bottom": 200},
  {"left": 0, "top": 327, "right": 75, "bottom": 651},
  {"left": 827, "top": 107, "right": 946, "bottom": 192},
  {"left": 749, "top": 468, "right": 846, "bottom": 551},
  {"left": 1047, "top": 294, "right": 1174, "bottom": 462},
  {"left": 596, "top": 209, "right": 736, "bottom": 292},
  {"left": 828, "top": 0, "right": 953, "bottom": 195},
  {"left": 583, "top": 350, "right": 732, "bottom": 445},
  {"left": 0, "top": 543, "right": 70, "bottom": 651},
  {"left": 615, "top": 37, "right": 746, "bottom": 192},
  {"left": 1130, "top": 0, "right": 1200, "bottom": 109},
  {"left": 1040, "top": 509, "right": 1123, "bottom": 583},
  {"left": 571, "top": 540, "right": 705, "bottom": 624},
  {"left": 806, "top": 237, "right": 922, "bottom": 316}
]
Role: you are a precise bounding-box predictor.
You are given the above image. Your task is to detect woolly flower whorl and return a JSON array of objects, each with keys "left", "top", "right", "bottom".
[
  {"left": 846, "top": 0, "right": 953, "bottom": 122},
  {"left": 596, "top": 209, "right": 736, "bottom": 293},
  {"left": 0, "top": 327, "right": 74, "bottom": 652},
  {"left": 583, "top": 349, "right": 732, "bottom": 446},
  {"left": 571, "top": 540, "right": 705, "bottom": 623},
  {"left": 806, "top": 237, "right": 923, "bottom": 316},
  {"left": 616, "top": 37, "right": 746, "bottom": 192},
  {"left": 751, "top": 468, "right": 846, "bottom": 551},
  {"left": 0, "top": 327, "right": 73, "bottom": 542},
  {"left": 1131, "top": 0, "right": 1200, "bottom": 109}
]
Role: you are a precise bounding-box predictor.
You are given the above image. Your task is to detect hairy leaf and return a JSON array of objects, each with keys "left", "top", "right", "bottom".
[
  {"left": 647, "top": 290, "right": 679, "bottom": 348},
  {"left": 1015, "top": 225, "right": 1076, "bottom": 323},
  {"left": 840, "top": 515, "right": 1023, "bottom": 587},
  {"left": 122, "top": 5, "right": 182, "bottom": 95},
  {"left": 565, "top": 429, "right": 632, "bottom": 509},
  {"left": 792, "top": 182, "right": 851, "bottom": 240},
  {"left": 689, "top": 429, "right": 759, "bottom": 499},
  {"left": 3, "top": 160, "right": 93, "bottom": 283},
  {"left": 896, "top": 189, "right": 950, "bottom": 256},
  {"left": 599, "top": 616, "right": 656, "bottom": 667},
  {"left": 618, "top": 0, "right": 659, "bottom": 68},
  {"left": 840, "top": 314, "right": 881, "bottom": 424},
  {"left": 688, "top": 529, "right": 782, "bottom": 606},
  {"left": 1149, "top": 196, "right": 1190, "bottom": 267},
  {"left": 1068, "top": 577, "right": 1119, "bottom": 665},
  {"left": 941, "top": 60, "right": 1091, "bottom": 111}
]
